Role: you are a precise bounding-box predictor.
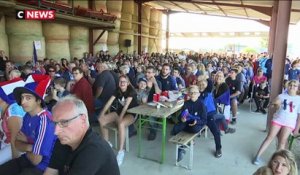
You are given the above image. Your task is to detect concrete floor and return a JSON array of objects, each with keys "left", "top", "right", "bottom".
[{"left": 94, "top": 102, "right": 295, "bottom": 175}]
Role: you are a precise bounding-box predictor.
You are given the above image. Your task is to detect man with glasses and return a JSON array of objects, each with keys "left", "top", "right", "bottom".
[
  {"left": 71, "top": 67, "right": 94, "bottom": 123},
  {"left": 0, "top": 75, "right": 56, "bottom": 175},
  {"left": 44, "top": 95, "right": 119, "bottom": 175}
]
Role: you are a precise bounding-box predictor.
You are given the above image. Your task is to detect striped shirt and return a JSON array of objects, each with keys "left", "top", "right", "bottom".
[{"left": 21, "top": 109, "right": 57, "bottom": 171}]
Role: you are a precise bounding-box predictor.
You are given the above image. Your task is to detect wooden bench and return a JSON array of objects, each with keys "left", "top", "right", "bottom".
[
  {"left": 104, "top": 123, "right": 129, "bottom": 152},
  {"left": 169, "top": 126, "right": 208, "bottom": 170}
]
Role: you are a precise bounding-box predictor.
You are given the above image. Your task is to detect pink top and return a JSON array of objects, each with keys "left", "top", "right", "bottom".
[{"left": 252, "top": 75, "right": 267, "bottom": 84}]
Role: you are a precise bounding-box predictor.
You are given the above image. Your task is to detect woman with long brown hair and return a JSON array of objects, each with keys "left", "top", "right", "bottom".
[{"left": 98, "top": 75, "right": 138, "bottom": 166}]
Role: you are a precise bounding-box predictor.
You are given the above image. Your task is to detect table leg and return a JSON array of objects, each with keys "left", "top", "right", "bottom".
[
  {"left": 138, "top": 114, "right": 142, "bottom": 157},
  {"left": 161, "top": 117, "right": 166, "bottom": 163}
]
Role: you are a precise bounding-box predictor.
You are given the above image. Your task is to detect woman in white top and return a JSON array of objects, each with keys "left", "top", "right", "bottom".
[{"left": 253, "top": 80, "right": 300, "bottom": 165}]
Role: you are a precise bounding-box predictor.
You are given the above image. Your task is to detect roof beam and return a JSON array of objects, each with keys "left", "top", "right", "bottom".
[
  {"left": 291, "top": 9, "right": 300, "bottom": 13},
  {"left": 240, "top": 0, "right": 249, "bottom": 18},
  {"left": 135, "top": 0, "right": 150, "bottom": 3},
  {"left": 212, "top": 0, "right": 227, "bottom": 16},
  {"left": 257, "top": 19, "right": 270, "bottom": 27},
  {"left": 93, "top": 30, "right": 106, "bottom": 45},
  {"left": 169, "top": 1, "right": 189, "bottom": 13},
  {"left": 168, "top": 9, "right": 270, "bottom": 25},
  {"left": 162, "top": 0, "right": 272, "bottom": 16},
  {"left": 155, "top": 1, "right": 171, "bottom": 11},
  {"left": 181, "top": 32, "right": 187, "bottom": 37},
  {"left": 192, "top": 3, "right": 207, "bottom": 15}
]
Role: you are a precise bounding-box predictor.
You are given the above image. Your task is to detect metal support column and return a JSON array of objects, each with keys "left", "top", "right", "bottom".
[
  {"left": 166, "top": 11, "right": 170, "bottom": 52},
  {"left": 267, "top": 0, "right": 291, "bottom": 130},
  {"left": 138, "top": 1, "right": 142, "bottom": 54},
  {"left": 268, "top": 1, "right": 278, "bottom": 55}
]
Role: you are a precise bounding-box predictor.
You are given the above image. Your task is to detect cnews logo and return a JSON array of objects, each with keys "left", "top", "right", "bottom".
[{"left": 16, "top": 10, "right": 55, "bottom": 20}]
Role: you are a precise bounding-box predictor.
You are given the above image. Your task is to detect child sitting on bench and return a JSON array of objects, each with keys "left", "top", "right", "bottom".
[{"left": 171, "top": 85, "right": 207, "bottom": 161}]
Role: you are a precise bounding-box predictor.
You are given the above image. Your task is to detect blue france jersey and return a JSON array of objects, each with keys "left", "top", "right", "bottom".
[{"left": 21, "top": 109, "right": 57, "bottom": 171}]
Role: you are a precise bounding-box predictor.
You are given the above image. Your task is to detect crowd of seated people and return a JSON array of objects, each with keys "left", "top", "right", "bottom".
[{"left": 0, "top": 48, "right": 299, "bottom": 173}]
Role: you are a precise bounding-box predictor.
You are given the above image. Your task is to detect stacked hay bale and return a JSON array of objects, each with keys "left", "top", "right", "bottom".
[
  {"left": 95, "top": 0, "right": 106, "bottom": 12},
  {"left": 69, "top": 26, "right": 89, "bottom": 59},
  {"left": 119, "top": 0, "right": 134, "bottom": 54},
  {"left": 0, "top": 16, "right": 9, "bottom": 58},
  {"left": 93, "top": 30, "right": 108, "bottom": 54},
  {"left": 73, "top": 0, "right": 88, "bottom": 8},
  {"left": 93, "top": 0, "right": 108, "bottom": 53},
  {"left": 107, "top": 0, "right": 122, "bottom": 56},
  {"left": 133, "top": 2, "right": 138, "bottom": 53},
  {"left": 43, "top": 23, "right": 70, "bottom": 60},
  {"left": 157, "top": 10, "right": 163, "bottom": 53},
  {"left": 73, "top": 0, "right": 88, "bottom": 51},
  {"left": 6, "top": 17, "right": 45, "bottom": 63},
  {"left": 141, "top": 5, "right": 150, "bottom": 52},
  {"left": 148, "top": 9, "right": 159, "bottom": 53}
]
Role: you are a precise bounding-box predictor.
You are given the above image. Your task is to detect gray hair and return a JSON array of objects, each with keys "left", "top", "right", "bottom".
[
  {"left": 9, "top": 69, "right": 21, "bottom": 80},
  {"left": 54, "top": 95, "right": 89, "bottom": 126},
  {"left": 119, "top": 65, "right": 130, "bottom": 74}
]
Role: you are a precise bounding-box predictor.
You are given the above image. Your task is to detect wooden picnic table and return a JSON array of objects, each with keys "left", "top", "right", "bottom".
[{"left": 127, "top": 101, "right": 183, "bottom": 163}]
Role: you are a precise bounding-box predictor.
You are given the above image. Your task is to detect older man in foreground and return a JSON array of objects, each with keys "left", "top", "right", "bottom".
[{"left": 44, "top": 95, "right": 119, "bottom": 175}]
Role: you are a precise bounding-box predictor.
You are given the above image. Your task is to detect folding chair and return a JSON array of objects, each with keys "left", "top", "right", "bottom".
[
  {"left": 249, "top": 83, "right": 257, "bottom": 112},
  {"left": 288, "top": 134, "right": 300, "bottom": 150}
]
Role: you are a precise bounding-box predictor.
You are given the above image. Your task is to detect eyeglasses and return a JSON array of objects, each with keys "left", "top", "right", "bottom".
[
  {"left": 54, "top": 114, "right": 82, "bottom": 128},
  {"left": 49, "top": 70, "right": 55, "bottom": 72}
]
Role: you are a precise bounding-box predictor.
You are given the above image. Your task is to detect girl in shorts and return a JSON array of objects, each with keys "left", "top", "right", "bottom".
[
  {"left": 99, "top": 75, "right": 138, "bottom": 166},
  {"left": 253, "top": 80, "right": 300, "bottom": 165}
]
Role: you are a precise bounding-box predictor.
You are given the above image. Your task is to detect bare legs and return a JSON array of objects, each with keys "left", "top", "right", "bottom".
[
  {"left": 277, "top": 127, "right": 293, "bottom": 150},
  {"left": 117, "top": 114, "right": 135, "bottom": 151},
  {"left": 255, "top": 124, "right": 293, "bottom": 159},
  {"left": 231, "top": 99, "right": 237, "bottom": 119},
  {"left": 99, "top": 112, "right": 135, "bottom": 151},
  {"left": 99, "top": 112, "right": 118, "bottom": 141}
]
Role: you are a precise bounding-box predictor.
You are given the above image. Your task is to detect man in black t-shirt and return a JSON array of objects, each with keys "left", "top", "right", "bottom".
[
  {"left": 253, "top": 81, "right": 270, "bottom": 114},
  {"left": 44, "top": 96, "right": 119, "bottom": 175},
  {"left": 93, "top": 62, "right": 116, "bottom": 120},
  {"left": 225, "top": 68, "right": 241, "bottom": 125}
]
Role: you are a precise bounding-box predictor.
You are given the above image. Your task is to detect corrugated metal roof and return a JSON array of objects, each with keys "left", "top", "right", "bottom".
[{"left": 144, "top": 0, "right": 300, "bottom": 24}]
